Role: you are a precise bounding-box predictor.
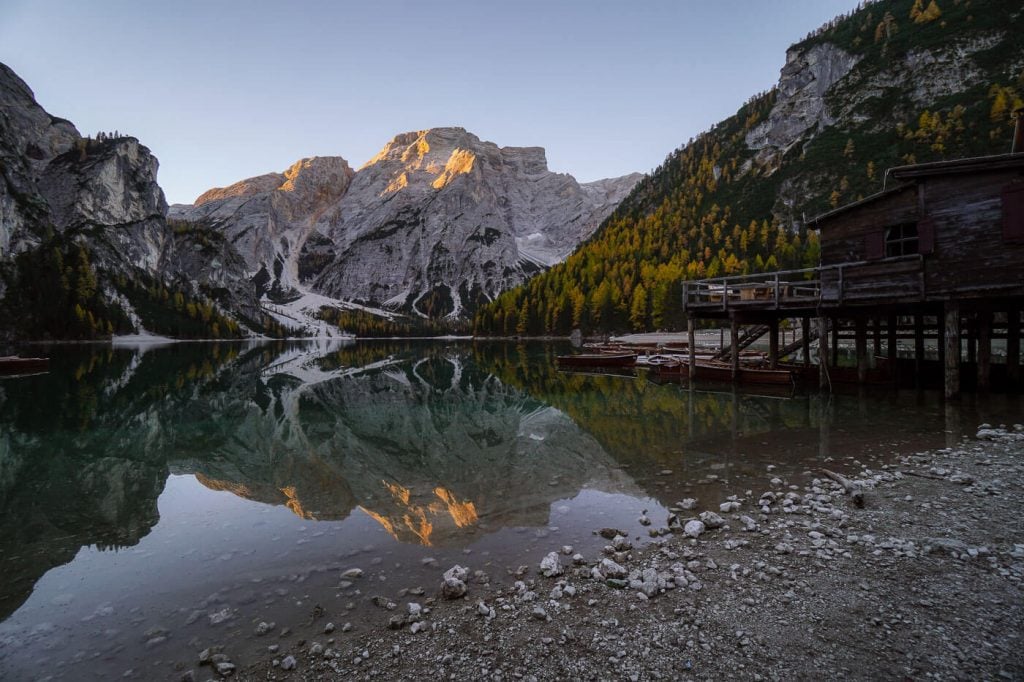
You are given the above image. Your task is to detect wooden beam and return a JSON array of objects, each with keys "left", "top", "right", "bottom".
[
  {"left": 1008, "top": 307, "right": 1021, "bottom": 388},
  {"left": 769, "top": 318, "right": 779, "bottom": 369},
  {"left": 977, "top": 311, "right": 991, "bottom": 391},
  {"left": 818, "top": 316, "right": 830, "bottom": 390},
  {"left": 944, "top": 302, "right": 960, "bottom": 400},
  {"left": 687, "top": 317, "right": 696, "bottom": 381},
  {"left": 855, "top": 317, "right": 868, "bottom": 384},
  {"left": 730, "top": 318, "right": 740, "bottom": 382},
  {"left": 801, "top": 317, "right": 811, "bottom": 367},
  {"left": 873, "top": 316, "right": 882, "bottom": 357}
]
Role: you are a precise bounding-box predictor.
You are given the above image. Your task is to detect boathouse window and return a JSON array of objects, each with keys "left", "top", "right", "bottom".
[{"left": 884, "top": 223, "right": 918, "bottom": 257}]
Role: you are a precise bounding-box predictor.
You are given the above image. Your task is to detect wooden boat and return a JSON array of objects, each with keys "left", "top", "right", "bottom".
[
  {"left": 556, "top": 353, "right": 637, "bottom": 368},
  {"left": 0, "top": 356, "right": 50, "bottom": 375},
  {"left": 652, "top": 358, "right": 793, "bottom": 385}
]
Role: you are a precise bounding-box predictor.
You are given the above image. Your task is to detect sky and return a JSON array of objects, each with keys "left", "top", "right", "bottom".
[{"left": 1, "top": 0, "right": 860, "bottom": 205}]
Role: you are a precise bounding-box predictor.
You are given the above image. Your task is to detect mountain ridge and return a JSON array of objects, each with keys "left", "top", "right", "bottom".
[{"left": 171, "top": 126, "right": 641, "bottom": 322}]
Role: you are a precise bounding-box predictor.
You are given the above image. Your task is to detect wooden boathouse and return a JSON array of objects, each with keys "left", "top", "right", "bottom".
[{"left": 681, "top": 147, "right": 1024, "bottom": 399}]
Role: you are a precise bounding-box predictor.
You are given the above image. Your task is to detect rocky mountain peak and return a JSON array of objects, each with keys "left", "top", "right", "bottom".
[{"left": 193, "top": 172, "right": 285, "bottom": 207}]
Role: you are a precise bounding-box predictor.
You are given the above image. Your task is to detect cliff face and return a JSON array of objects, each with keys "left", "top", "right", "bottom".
[
  {"left": 744, "top": 43, "right": 861, "bottom": 166},
  {"left": 172, "top": 127, "right": 640, "bottom": 319},
  {"left": 0, "top": 63, "right": 79, "bottom": 261},
  {"left": 0, "top": 62, "right": 264, "bottom": 338},
  {"left": 171, "top": 157, "right": 355, "bottom": 300}
]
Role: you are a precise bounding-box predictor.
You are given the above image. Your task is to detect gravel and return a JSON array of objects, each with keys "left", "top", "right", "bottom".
[{"left": 208, "top": 428, "right": 1024, "bottom": 680}]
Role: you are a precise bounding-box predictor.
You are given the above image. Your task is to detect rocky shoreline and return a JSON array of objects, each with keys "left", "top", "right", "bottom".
[{"left": 185, "top": 426, "right": 1024, "bottom": 681}]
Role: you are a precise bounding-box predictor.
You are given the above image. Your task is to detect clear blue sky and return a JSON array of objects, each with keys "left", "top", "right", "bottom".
[{"left": 1, "top": 0, "right": 859, "bottom": 205}]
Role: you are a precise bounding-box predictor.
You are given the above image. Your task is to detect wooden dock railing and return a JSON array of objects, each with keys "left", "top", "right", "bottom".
[{"left": 682, "top": 254, "right": 925, "bottom": 312}]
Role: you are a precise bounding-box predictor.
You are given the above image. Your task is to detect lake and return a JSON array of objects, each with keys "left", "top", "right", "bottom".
[{"left": 0, "top": 339, "right": 1018, "bottom": 680}]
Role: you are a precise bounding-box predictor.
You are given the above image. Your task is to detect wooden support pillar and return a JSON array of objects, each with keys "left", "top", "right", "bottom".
[
  {"left": 977, "top": 311, "right": 991, "bottom": 391},
  {"left": 831, "top": 318, "right": 840, "bottom": 367},
  {"left": 888, "top": 314, "right": 898, "bottom": 384},
  {"left": 1008, "top": 307, "right": 1021, "bottom": 387},
  {"left": 769, "top": 318, "right": 779, "bottom": 369},
  {"left": 855, "top": 316, "right": 868, "bottom": 384},
  {"left": 687, "top": 317, "right": 696, "bottom": 381},
  {"left": 730, "top": 317, "right": 740, "bottom": 381},
  {"left": 873, "top": 316, "right": 882, "bottom": 357},
  {"left": 818, "top": 316, "right": 830, "bottom": 390},
  {"left": 801, "top": 317, "right": 811, "bottom": 367},
  {"left": 944, "top": 302, "right": 960, "bottom": 400},
  {"left": 913, "top": 313, "right": 925, "bottom": 386}
]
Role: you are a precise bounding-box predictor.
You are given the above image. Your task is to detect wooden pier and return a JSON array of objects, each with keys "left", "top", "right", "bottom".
[{"left": 682, "top": 152, "right": 1024, "bottom": 399}]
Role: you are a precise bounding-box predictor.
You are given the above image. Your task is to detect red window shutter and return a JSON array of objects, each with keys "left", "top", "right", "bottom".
[
  {"left": 865, "top": 231, "right": 884, "bottom": 260},
  {"left": 918, "top": 217, "right": 935, "bottom": 254},
  {"left": 1003, "top": 183, "right": 1024, "bottom": 243}
]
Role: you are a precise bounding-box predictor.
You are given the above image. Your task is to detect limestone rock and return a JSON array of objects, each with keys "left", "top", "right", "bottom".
[{"left": 173, "top": 127, "right": 640, "bottom": 320}]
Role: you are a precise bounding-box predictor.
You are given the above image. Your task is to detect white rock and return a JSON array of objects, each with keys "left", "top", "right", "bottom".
[
  {"left": 699, "top": 511, "right": 725, "bottom": 528},
  {"left": 599, "top": 558, "right": 628, "bottom": 579},
  {"left": 684, "top": 520, "right": 706, "bottom": 538},
  {"left": 539, "top": 552, "right": 563, "bottom": 578}
]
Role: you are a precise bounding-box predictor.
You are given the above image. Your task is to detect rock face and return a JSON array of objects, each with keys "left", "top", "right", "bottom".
[
  {"left": 0, "top": 61, "right": 263, "bottom": 334},
  {"left": 745, "top": 43, "right": 861, "bottom": 165},
  {"left": 0, "top": 62, "right": 79, "bottom": 259},
  {"left": 170, "top": 157, "right": 355, "bottom": 300},
  {"left": 173, "top": 127, "right": 641, "bottom": 318},
  {"left": 39, "top": 137, "right": 169, "bottom": 270}
]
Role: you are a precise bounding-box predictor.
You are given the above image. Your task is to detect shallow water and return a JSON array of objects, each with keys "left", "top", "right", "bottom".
[{"left": 0, "top": 340, "right": 1018, "bottom": 679}]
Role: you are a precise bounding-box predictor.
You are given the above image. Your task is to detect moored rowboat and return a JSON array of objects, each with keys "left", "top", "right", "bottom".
[
  {"left": 556, "top": 353, "right": 637, "bottom": 368},
  {"left": 651, "top": 358, "right": 793, "bottom": 385},
  {"left": 0, "top": 356, "right": 50, "bottom": 375}
]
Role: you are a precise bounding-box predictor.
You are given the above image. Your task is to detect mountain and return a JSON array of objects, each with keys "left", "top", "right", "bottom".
[
  {"left": 0, "top": 62, "right": 262, "bottom": 340},
  {"left": 0, "top": 65, "right": 637, "bottom": 341},
  {"left": 474, "top": 0, "right": 1024, "bottom": 335},
  {"left": 171, "top": 127, "right": 641, "bottom": 320}
]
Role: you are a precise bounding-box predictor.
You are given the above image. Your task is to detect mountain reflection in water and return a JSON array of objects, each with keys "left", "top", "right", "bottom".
[{"left": 0, "top": 339, "right": 992, "bottom": 627}]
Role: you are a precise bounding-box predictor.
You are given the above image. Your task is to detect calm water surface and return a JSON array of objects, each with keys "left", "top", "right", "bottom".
[{"left": 0, "top": 340, "right": 1019, "bottom": 680}]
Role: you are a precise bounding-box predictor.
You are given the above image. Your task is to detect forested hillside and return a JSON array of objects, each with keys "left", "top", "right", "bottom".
[{"left": 474, "top": 0, "right": 1024, "bottom": 335}]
